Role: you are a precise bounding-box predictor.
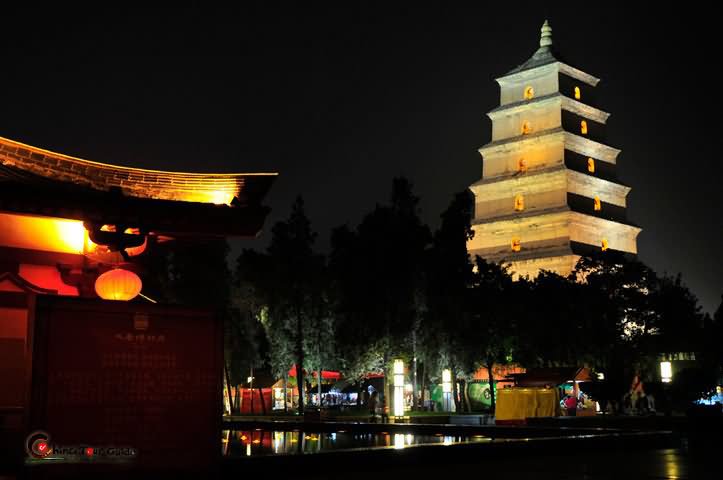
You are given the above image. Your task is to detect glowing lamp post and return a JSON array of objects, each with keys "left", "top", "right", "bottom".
[
  {"left": 393, "top": 359, "right": 405, "bottom": 417},
  {"left": 660, "top": 361, "right": 672, "bottom": 383},
  {"left": 442, "top": 369, "right": 452, "bottom": 412},
  {"left": 95, "top": 268, "right": 142, "bottom": 301}
]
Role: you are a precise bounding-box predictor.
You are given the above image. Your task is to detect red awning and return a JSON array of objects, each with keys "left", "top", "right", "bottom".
[{"left": 287, "top": 365, "right": 341, "bottom": 380}]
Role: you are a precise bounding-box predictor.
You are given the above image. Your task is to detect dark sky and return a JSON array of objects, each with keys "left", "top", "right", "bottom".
[{"left": 2, "top": 5, "right": 721, "bottom": 313}]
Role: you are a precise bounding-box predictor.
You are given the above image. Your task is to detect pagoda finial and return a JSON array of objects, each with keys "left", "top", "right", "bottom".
[{"left": 539, "top": 19, "right": 552, "bottom": 48}]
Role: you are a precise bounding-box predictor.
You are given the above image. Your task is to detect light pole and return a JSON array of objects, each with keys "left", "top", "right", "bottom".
[
  {"left": 393, "top": 359, "right": 405, "bottom": 417},
  {"left": 442, "top": 369, "right": 452, "bottom": 412}
]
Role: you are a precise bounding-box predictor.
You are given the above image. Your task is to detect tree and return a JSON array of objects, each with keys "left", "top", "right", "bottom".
[
  {"left": 250, "top": 196, "right": 327, "bottom": 415},
  {"left": 468, "top": 257, "right": 521, "bottom": 414},
  {"left": 331, "top": 178, "right": 431, "bottom": 410},
  {"left": 423, "top": 190, "right": 476, "bottom": 411}
]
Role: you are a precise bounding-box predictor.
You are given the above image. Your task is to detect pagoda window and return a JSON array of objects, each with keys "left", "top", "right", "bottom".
[
  {"left": 580, "top": 120, "right": 588, "bottom": 135},
  {"left": 574, "top": 86, "right": 581, "bottom": 100},
  {"left": 601, "top": 238, "right": 609, "bottom": 251},
  {"left": 511, "top": 238, "right": 521, "bottom": 252},
  {"left": 587, "top": 158, "right": 595, "bottom": 173},
  {"left": 522, "top": 121, "right": 532, "bottom": 135},
  {"left": 517, "top": 158, "right": 527, "bottom": 173},
  {"left": 524, "top": 86, "right": 534, "bottom": 100},
  {"left": 514, "top": 194, "right": 525, "bottom": 211},
  {"left": 594, "top": 196, "right": 601, "bottom": 211}
]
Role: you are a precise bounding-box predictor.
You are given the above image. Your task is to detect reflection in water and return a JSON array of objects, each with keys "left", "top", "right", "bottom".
[{"left": 222, "top": 430, "right": 488, "bottom": 457}]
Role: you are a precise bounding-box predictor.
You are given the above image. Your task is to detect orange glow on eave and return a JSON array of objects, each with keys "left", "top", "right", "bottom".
[{"left": 0, "top": 212, "right": 86, "bottom": 255}]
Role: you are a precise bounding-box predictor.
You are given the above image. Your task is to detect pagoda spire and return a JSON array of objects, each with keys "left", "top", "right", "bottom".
[{"left": 539, "top": 20, "right": 552, "bottom": 48}]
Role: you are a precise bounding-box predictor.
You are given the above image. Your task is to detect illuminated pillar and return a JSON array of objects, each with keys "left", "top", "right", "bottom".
[
  {"left": 442, "top": 369, "right": 452, "bottom": 412},
  {"left": 660, "top": 361, "right": 672, "bottom": 383},
  {"left": 393, "top": 359, "right": 405, "bottom": 417}
]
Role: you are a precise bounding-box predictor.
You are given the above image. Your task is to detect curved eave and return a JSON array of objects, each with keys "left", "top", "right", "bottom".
[
  {"left": 487, "top": 94, "right": 610, "bottom": 124},
  {"left": 0, "top": 135, "right": 277, "bottom": 206},
  {"left": 498, "top": 53, "right": 600, "bottom": 87},
  {"left": 0, "top": 177, "right": 271, "bottom": 238},
  {"left": 478, "top": 128, "right": 621, "bottom": 164}
]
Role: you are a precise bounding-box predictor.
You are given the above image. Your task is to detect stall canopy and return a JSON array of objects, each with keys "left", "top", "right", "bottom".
[{"left": 509, "top": 367, "right": 592, "bottom": 388}]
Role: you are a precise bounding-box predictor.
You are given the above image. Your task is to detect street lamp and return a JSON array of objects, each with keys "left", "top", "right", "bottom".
[{"left": 393, "top": 359, "right": 405, "bottom": 417}]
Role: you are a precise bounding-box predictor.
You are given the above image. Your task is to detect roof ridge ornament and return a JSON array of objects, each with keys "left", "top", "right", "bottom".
[{"left": 539, "top": 19, "right": 552, "bottom": 48}]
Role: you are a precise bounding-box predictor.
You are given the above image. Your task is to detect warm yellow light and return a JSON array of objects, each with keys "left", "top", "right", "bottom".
[
  {"left": 209, "top": 190, "right": 234, "bottom": 205},
  {"left": 587, "top": 158, "right": 595, "bottom": 173},
  {"left": 523, "top": 86, "right": 534, "bottom": 100},
  {"left": 521, "top": 121, "right": 532, "bottom": 135},
  {"left": 594, "top": 196, "right": 601, "bottom": 211},
  {"left": 580, "top": 120, "right": 588, "bottom": 135},
  {"left": 0, "top": 213, "right": 88, "bottom": 255},
  {"left": 574, "top": 86, "right": 581, "bottom": 100},
  {"left": 442, "top": 369, "right": 452, "bottom": 394},
  {"left": 518, "top": 158, "right": 527, "bottom": 173},
  {"left": 514, "top": 194, "right": 525, "bottom": 211},
  {"left": 511, "top": 238, "right": 521, "bottom": 252},
  {"left": 56, "top": 220, "right": 86, "bottom": 254},
  {"left": 601, "top": 238, "right": 609, "bottom": 251},
  {"left": 660, "top": 361, "right": 672, "bottom": 383},
  {"left": 393, "top": 359, "right": 404, "bottom": 375}
]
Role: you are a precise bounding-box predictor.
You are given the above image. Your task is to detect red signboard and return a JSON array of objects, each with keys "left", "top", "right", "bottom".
[{"left": 30, "top": 297, "right": 222, "bottom": 469}]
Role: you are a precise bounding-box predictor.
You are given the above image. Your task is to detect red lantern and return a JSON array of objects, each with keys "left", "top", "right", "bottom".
[{"left": 95, "top": 268, "right": 142, "bottom": 301}]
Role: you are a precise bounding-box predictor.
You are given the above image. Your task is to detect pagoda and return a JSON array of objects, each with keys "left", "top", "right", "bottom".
[{"left": 467, "top": 21, "right": 641, "bottom": 278}]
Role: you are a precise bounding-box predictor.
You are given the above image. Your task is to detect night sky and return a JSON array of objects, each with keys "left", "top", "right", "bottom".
[{"left": 2, "top": 5, "right": 721, "bottom": 313}]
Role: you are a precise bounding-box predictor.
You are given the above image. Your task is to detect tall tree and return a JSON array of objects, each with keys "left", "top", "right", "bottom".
[
  {"left": 468, "top": 257, "right": 521, "bottom": 414},
  {"left": 331, "top": 178, "right": 431, "bottom": 410},
  {"left": 258, "top": 196, "right": 326, "bottom": 414},
  {"left": 423, "top": 190, "right": 476, "bottom": 411}
]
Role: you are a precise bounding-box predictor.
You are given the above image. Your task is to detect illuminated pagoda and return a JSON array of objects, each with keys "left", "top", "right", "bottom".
[
  {"left": 0, "top": 134, "right": 276, "bottom": 468},
  {"left": 467, "top": 21, "right": 641, "bottom": 278}
]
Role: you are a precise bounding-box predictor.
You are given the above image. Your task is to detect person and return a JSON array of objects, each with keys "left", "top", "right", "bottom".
[
  {"left": 368, "top": 391, "right": 379, "bottom": 423},
  {"left": 564, "top": 394, "right": 578, "bottom": 416}
]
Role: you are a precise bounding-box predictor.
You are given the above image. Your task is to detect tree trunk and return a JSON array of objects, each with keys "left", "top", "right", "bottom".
[
  {"left": 296, "top": 312, "right": 305, "bottom": 415},
  {"left": 318, "top": 368, "right": 322, "bottom": 407},
  {"left": 451, "top": 365, "right": 459, "bottom": 413},
  {"left": 486, "top": 363, "right": 496, "bottom": 415},
  {"left": 458, "top": 378, "right": 467, "bottom": 413},
  {"left": 249, "top": 366, "right": 254, "bottom": 414},
  {"left": 420, "top": 361, "right": 426, "bottom": 411},
  {"left": 259, "top": 387, "right": 266, "bottom": 415},
  {"left": 283, "top": 374, "right": 288, "bottom": 413},
  {"left": 412, "top": 330, "right": 418, "bottom": 411},
  {"left": 224, "top": 360, "right": 234, "bottom": 415},
  {"left": 463, "top": 380, "right": 471, "bottom": 412}
]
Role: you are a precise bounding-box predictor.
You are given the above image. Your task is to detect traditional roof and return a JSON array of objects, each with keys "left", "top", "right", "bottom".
[
  {"left": 500, "top": 20, "right": 599, "bottom": 87},
  {"left": 505, "top": 20, "right": 558, "bottom": 76},
  {"left": 0, "top": 135, "right": 277, "bottom": 237}
]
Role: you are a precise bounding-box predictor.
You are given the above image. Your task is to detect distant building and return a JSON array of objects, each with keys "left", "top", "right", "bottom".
[{"left": 467, "top": 21, "right": 640, "bottom": 278}]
